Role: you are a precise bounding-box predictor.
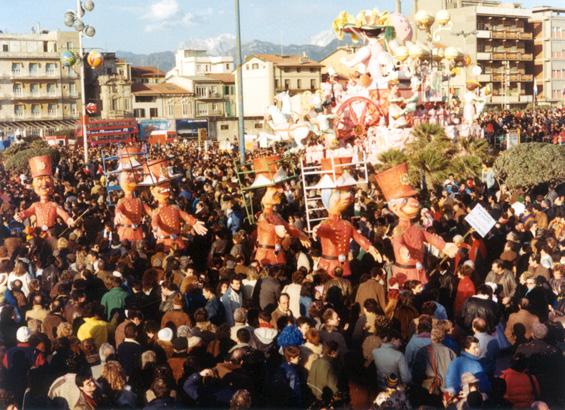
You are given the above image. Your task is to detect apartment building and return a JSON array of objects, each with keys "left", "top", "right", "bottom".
[
  {"left": 238, "top": 54, "right": 323, "bottom": 117},
  {"left": 531, "top": 7, "right": 565, "bottom": 103},
  {"left": 416, "top": 0, "right": 534, "bottom": 107},
  {"left": 165, "top": 49, "right": 234, "bottom": 92},
  {"left": 193, "top": 73, "right": 236, "bottom": 119},
  {"left": 132, "top": 82, "right": 192, "bottom": 120},
  {"left": 131, "top": 66, "right": 165, "bottom": 85},
  {"left": 0, "top": 30, "right": 81, "bottom": 135},
  {"left": 320, "top": 46, "right": 359, "bottom": 79},
  {"left": 85, "top": 52, "right": 133, "bottom": 119}
]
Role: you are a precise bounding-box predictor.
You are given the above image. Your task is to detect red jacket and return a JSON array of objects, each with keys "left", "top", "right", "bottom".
[
  {"left": 500, "top": 368, "right": 539, "bottom": 409},
  {"left": 453, "top": 276, "right": 476, "bottom": 318}
]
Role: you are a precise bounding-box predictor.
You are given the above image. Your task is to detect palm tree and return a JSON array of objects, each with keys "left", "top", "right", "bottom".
[{"left": 377, "top": 148, "right": 407, "bottom": 171}]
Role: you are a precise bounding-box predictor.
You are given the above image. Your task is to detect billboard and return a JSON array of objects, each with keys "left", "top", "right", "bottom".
[
  {"left": 176, "top": 119, "right": 207, "bottom": 139},
  {"left": 138, "top": 119, "right": 174, "bottom": 140}
]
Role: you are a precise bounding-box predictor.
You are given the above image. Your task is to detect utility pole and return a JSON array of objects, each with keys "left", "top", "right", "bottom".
[
  {"left": 234, "top": 0, "right": 245, "bottom": 163},
  {"left": 395, "top": 0, "right": 401, "bottom": 14}
]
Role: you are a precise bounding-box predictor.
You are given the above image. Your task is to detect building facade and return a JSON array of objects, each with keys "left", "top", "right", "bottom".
[
  {"left": 0, "top": 30, "right": 81, "bottom": 135},
  {"left": 86, "top": 52, "right": 133, "bottom": 119},
  {"left": 416, "top": 0, "right": 535, "bottom": 107},
  {"left": 237, "top": 54, "right": 323, "bottom": 117},
  {"left": 132, "top": 82, "right": 192, "bottom": 120},
  {"left": 131, "top": 66, "right": 165, "bottom": 84},
  {"left": 165, "top": 49, "right": 234, "bottom": 90},
  {"left": 531, "top": 7, "right": 565, "bottom": 103}
]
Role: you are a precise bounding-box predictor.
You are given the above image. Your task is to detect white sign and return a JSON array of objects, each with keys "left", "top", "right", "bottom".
[{"left": 465, "top": 204, "right": 496, "bottom": 238}]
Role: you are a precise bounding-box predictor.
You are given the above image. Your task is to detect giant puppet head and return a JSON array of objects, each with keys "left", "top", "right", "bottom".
[
  {"left": 247, "top": 156, "right": 290, "bottom": 209},
  {"left": 139, "top": 159, "right": 181, "bottom": 205},
  {"left": 374, "top": 163, "right": 419, "bottom": 220},
  {"left": 29, "top": 156, "right": 55, "bottom": 200},
  {"left": 111, "top": 146, "right": 143, "bottom": 196},
  {"left": 314, "top": 157, "right": 357, "bottom": 215}
]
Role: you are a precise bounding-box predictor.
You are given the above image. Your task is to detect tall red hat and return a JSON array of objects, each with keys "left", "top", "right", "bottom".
[
  {"left": 374, "top": 163, "right": 417, "bottom": 201},
  {"left": 138, "top": 158, "right": 181, "bottom": 186},
  {"left": 110, "top": 146, "right": 143, "bottom": 174},
  {"left": 247, "top": 155, "right": 290, "bottom": 189},
  {"left": 313, "top": 157, "right": 357, "bottom": 189},
  {"left": 29, "top": 155, "right": 53, "bottom": 178}
]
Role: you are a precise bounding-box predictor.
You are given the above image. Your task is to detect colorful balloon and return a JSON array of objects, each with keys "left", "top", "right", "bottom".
[
  {"left": 61, "top": 50, "right": 77, "bottom": 67},
  {"left": 87, "top": 50, "right": 104, "bottom": 69}
]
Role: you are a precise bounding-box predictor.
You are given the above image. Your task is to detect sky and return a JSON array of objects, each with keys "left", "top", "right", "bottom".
[{"left": 0, "top": 0, "right": 563, "bottom": 54}]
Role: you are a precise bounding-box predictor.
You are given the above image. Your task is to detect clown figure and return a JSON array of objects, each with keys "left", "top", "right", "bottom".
[
  {"left": 15, "top": 155, "right": 74, "bottom": 235},
  {"left": 375, "top": 164, "right": 458, "bottom": 285},
  {"left": 112, "top": 147, "right": 152, "bottom": 243},
  {"left": 249, "top": 156, "right": 310, "bottom": 266},
  {"left": 142, "top": 159, "right": 207, "bottom": 251},
  {"left": 313, "top": 157, "right": 382, "bottom": 277}
]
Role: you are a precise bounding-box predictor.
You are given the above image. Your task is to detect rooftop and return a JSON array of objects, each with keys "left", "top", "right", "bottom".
[
  {"left": 132, "top": 83, "right": 190, "bottom": 96},
  {"left": 251, "top": 54, "right": 324, "bottom": 67},
  {"left": 131, "top": 66, "right": 165, "bottom": 78}
]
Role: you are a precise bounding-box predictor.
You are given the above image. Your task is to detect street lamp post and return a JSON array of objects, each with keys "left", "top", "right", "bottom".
[
  {"left": 234, "top": 0, "right": 245, "bottom": 163},
  {"left": 63, "top": 0, "right": 96, "bottom": 165}
]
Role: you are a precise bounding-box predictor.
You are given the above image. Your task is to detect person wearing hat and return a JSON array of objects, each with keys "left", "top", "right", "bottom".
[
  {"left": 375, "top": 164, "right": 458, "bottom": 285},
  {"left": 248, "top": 156, "right": 310, "bottom": 266},
  {"left": 313, "top": 157, "right": 382, "bottom": 277},
  {"left": 112, "top": 146, "right": 151, "bottom": 243},
  {"left": 14, "top": 155, "right": 74, "bottom": 236},
  {"left": 143, "top": 159, "right": 207, "bottom": 250}
]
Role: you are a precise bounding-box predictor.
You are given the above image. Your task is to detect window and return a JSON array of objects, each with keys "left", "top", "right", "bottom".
[
  {"left": 2, "top": 44, "right": 8, "bottom": 52},
  {"left": 43, "top": 41, "right": 48, "bottom": 52},
  {"left": 167, "top": 100, "right": 174, "bottom": 116},
  {"left": 29, "top": 62, "right": 39, "bottom": 75},
  {"left": 226, "top": 64, "right": 230, "bottom": 70},
  {"left": 66, "top": 41, "right": 73, "bottom": 50},
  {"left": 30, "top": 83, "right": 39, "bottom": 95},
  {"left": 13, "top": 83, "right": 22, "bottom": 96},
  {"left": 252, "top": 63, "right": 259, "bottom": 69},
  {"left": 48, "top": 104, "right": 57, "bottom": 116},
  {"left": 149, "top": 108, "right": 158, "bottom": 118},
  {"left": 196, "top": 87, "right": 206, "bottom": 97},
  {"left": 275, "top": 79, "right": 280, "bottom": 89},
  {"left": 69, "top": 83, "right": 76, "bottom": 96},
  {"left": 47, "top": 83, "right": 57, "bottom": 95},
  {"left": 14, "top": 105, "right": 24, "bottom": 117},
  {"left": 133, "top": 108, "right": 145, "bottom": 118},
  {"left": 310, "top": 79, "right": 316, "bottom": 90},
  {"left": 220, "top": 124, "right": 229, "bottom": 130},
  {"left": 111, "top": 98, "right": 118, "bottom": 111},
  {"left": 196, "top": 103, "right": 207, "bottom": 116},
  {"left": 31, "top": 104, "right": 40, "bottom": 117},
  {"left": 46, "top": 63, "right": 57, "bottom": 75},
  {"left": 284, "top": 79, "right": 290, "bottom": 90},
  {"left": 71, "top": 103, "right": 77, "bottom": 115},
  {"left": 254, "top": 123, "right": 263, "bottom": 129},
  {"left": 297, "top": 79, "right": 302, "bottom": 89},
  {"left": 135, "top": 96, "right": 155, "bottom": 102},
  {"left": 297, "top": 68, "right": 301, "bottom": 73},
  {"left": 11, "top": 63, "right": 21, "bottom": 74},
  {"left": 182, "top": 100, "right": 189, "bottom": 116}
]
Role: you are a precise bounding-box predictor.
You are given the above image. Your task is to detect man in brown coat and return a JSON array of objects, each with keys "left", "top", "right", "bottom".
[
  {"left": 355, "top": 267, "right": 387, "bottom": 312},
  {"left": 114, "top": 310, "right": 143, "bottom": 348},
  {"left": 504, "top": 299, "right": 540, "bottom": 345}
]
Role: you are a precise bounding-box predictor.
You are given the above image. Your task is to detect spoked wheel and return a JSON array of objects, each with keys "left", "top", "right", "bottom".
[{"left": 334, "top": 96, "right": 383, "bottom": 141}]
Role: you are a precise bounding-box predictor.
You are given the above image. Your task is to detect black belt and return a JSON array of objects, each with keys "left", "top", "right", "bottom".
[
  {"left": 394, "top": 263, "right": 417, "bottom": 269},
  {"left": 322, "top": 254, "right": 339, "bottom": 261},
  {"left": 257, "top": 243, "right": 276, "bottom": 249}
]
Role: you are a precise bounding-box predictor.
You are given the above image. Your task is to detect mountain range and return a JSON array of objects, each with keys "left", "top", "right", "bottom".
[{"left": 116, "top": 33, "right": 354, "bottom": 73}]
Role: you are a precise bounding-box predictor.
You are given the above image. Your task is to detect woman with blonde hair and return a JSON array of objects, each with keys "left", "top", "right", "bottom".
[{"left": 97, "top": 360, "right": 137, "bottom": 407}]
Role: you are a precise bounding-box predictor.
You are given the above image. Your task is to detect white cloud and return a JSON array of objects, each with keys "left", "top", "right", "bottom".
[
  {"left": 142, "top": 0, "right": 209, "bottom": 32},
  {"left": 147, "top": 0, "right": 180, "bottom": 21}
]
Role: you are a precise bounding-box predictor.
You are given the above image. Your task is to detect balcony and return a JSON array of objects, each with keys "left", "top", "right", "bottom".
[
  {"left": 3, "top": 71, "right": 61, "bottom": 80},
  {"left": 12, "top": 92, "right": 61, "bottom": 100},
  {"left": 195, "top": 92, "right": 224, "bottom": 100},
  {"left": 0, "top": 51, "right": 59, "bottom": 59},
  {"left": 476, "top": 30, "right": 491, "bottom": 39}
]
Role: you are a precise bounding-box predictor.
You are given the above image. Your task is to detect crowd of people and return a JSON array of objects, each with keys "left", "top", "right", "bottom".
[{"left": 0, "top": 138, "right": 563, "bottom": 410}]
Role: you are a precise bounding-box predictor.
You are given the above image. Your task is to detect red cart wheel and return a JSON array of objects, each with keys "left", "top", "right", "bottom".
[{"left": 334, "top": 96, "right": 383, "bottom": 141}]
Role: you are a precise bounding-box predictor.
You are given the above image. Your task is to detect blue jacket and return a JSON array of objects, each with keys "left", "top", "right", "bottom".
[{"left": 445, "top": 352, "right": 491, "bottom": 394}]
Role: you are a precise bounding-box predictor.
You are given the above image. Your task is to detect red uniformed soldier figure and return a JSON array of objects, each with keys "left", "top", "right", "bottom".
[
  {"left": 313, "top": 157, "right": 381, "bottom": 277},
  {"left": 142, "top": 159, "right": 207, "bottom": 251},
  {"left": 249, "top": 156, "right": 310, "bottom": 266},
  {"left": 112, "top": 146, "right": 151, "bottom": 243},
  {"left": 375, "top": 163, "right": 457, "bottom": 285},
  {"left": 15, "top": 155, "right": 74, "bottom": 235}
]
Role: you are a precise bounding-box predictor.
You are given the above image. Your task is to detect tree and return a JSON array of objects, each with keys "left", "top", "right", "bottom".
[
  {"left": 375, "top": 124, "right": 492, "bottom": 190},
  {"left": 493, "top": 143, "right": 565, "bottom": 190},
  {"left": 1, "top": 138, "right": 59, "bottom": 175}
]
